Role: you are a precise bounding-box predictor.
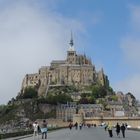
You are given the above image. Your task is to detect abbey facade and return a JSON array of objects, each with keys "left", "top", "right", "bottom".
[{"left": 21, "top": 37, "right": 109, "bottom": 96}]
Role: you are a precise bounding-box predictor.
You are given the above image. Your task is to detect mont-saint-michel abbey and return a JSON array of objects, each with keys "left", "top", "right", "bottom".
[
  {"left": 1, "top": 35, "right": 140, "bottom": 138},
  {"left": 21, "top": 36, "right": 109, "bottom": 96},
  {"left": 19, "top": 36, "right": 140, "bottom": 123}
]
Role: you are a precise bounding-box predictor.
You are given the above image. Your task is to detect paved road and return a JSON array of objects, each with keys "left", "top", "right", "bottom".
[{"left": 6, "top": 127, "right": 140, "bottom": 140}]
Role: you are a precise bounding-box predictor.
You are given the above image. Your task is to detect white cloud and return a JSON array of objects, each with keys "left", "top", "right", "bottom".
[
  {"left": 115, "top": 4, "right": 140, "bottom": 101},
  {"left": 120, "top": 37, "right": 140, "bottom": 67},
  {"left": 114, "top": 74, "right": 140, "bottom": 100},
  {"left": 0, "top": 1, "right": 84, "bottom": 104},
  {"left": 129, "top": 5, "right": 140, "bottom": 30}
]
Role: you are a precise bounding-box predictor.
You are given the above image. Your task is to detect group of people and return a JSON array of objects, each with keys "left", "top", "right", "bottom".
[
  {"left": 105, "top": 122, "right": 126, "bottom": 138},
  {"left": 33, "top": 120, "right": 126, "bottom": 139},
  {"left": 33, "top": 120, "right": 48, "bottom": 139},
  {"left": 69, "top": 122, "right": 83, "bottom": 130}
]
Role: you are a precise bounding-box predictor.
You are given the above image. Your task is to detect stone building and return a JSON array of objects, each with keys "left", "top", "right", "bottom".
[
  {"left": 106, "top": 101, "right": 124, "bottom": 117},
  {"left": 79, "top": 104, "right": 103, "bottom": 118},
  {"left": 21, "top": 36, "right": 109, "bottom": 96},
  {"left": 56, "top": 103, "right": 103, "bottom": 121},
  {"left": 56, "top": 102, "right": 77, "bottom": 121}
]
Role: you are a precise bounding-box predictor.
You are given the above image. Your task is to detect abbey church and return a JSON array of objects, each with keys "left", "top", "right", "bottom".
[{"left": 21, "top": 36, "right": 109, "bottom": 96}]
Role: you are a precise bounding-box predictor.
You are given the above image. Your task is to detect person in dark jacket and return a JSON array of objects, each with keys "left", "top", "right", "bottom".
[
  {"left": 121, "top": 123, "right": 126, "bottom": 138},
  {"left": 116, "top": 122, "right": 121, "bottom": 137},
  {"left": 69, "top": 122, "right": 73, "bottom": 130},
  {"left": 74, "top": 122, "right": 78, "bottom": 130}
]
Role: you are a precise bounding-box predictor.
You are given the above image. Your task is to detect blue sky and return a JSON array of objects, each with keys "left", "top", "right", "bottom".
[{"left": 0, "top": 0, "right": 140, "bottom": 104}]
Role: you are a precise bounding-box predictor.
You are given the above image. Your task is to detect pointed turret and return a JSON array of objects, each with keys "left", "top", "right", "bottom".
[
  {"left": 68, "top": 31, "right": 75, "bottom": 51},
  {"left": 69, "top": 31, "right": 74, "bottom": 47},
  {"left": 67, "top": 31, "right": 76, "bottom": 64}
]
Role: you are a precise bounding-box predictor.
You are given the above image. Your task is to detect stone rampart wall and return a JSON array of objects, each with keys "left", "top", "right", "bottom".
[{"left": 84, "top": 117, "right": 140, "bottom": 128}]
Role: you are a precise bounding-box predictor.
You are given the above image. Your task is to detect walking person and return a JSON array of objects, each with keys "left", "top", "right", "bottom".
[
  {"left": 40, "top": 120, "right": 48, "bottom": 139},
  {"left": 116, "top": 122, "right": 121, "bottom": 137},
  {"left": 79, "top": 123, "right": 82, "bottom": 130},
  {"left": 104, "top": 123, "right": 108, "bottom": 131},
  {"left": 74, "top": 122, "right": 78, "bottom": 130},
  {"left": 69, "top": 122, "right": 73, "bottom": 130},
  {"left": 121, "top": 123, "right": 126, "bottom": 138},
  {"left": 33, "top": 121, "right": 39, "bottom": 140},
  {"left": 107, "top": 123, "right": 113, "bottom": 137}
]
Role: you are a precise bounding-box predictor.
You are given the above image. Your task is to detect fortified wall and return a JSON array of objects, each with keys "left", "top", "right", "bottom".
[{"left": 73, "top": 116, "right": 140, "bottom": 128}]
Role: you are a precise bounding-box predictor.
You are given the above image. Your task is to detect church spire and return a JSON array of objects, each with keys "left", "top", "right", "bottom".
[
  {"left": 69, "top": 31, "right": 74, "bottom": 47},
  {"left": 68, "top": 31, "right": 75, "bottom": 51}
]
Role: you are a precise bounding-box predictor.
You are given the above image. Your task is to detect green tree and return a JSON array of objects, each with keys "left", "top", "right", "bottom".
[
  {"left": 89, "top": 96, "right": 96, "bottom": 103},
  {"left": 108, "top": 95, "right": 118, "bottom": 101},
  {"left": 79, "top": 93, "right": 95, "bottom": 104},
  {"left": 79, "top": 97, "right": 89, "bottom": 104},
  {"left": 81, "top": 93, "right": 91, "bottom": 98},
  {"left": 21, "top": 87, "right": 38, "bottom": 99},
  {"left": 126, "top": 92, "right": 136, "bottom": 99},
  {"left": 46, "top": 93, "right": 73, "bottom": 104},
  {"left": 98, "top": 98, "right": 108, "bottom": 110},
  {"left": 56, "top": 93, "right": 73, "bottom": 104},
  {"left": 91, "top": 85, "right": 107, "bottom": 99}
]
